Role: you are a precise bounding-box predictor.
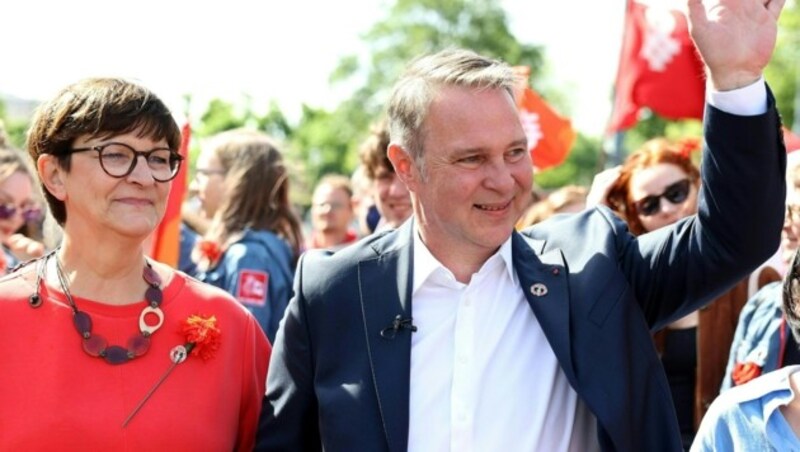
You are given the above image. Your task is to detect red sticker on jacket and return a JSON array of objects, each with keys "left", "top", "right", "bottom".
[{"left": 236, "top": 270, "right": 269, "bottom": 306}]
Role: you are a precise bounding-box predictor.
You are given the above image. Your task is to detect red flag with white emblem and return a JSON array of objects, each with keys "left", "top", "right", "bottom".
[
  {"left": 513, "top": 66, "right": 576, "bottom": 170},
  {"left": 608, "top": 0, "right": 705, "bottom": 132}
]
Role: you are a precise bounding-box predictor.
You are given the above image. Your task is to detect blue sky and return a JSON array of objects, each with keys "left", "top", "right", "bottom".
[{"left": 1, "top": 0, "right": 626, "bottom": 136}]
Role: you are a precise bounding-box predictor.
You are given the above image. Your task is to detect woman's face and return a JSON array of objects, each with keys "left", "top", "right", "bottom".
[
  {"left": 0, "top": 171, "right": 36, "bottom": 242},
  {"left": 192, "top": 147, "right": 226, "bottom": 219},
  {"left": 60, "top": 131, "right": 171, "bottom": 240},
  {"left": 629, "top": 163, "right": 698, "bottom": 233}
]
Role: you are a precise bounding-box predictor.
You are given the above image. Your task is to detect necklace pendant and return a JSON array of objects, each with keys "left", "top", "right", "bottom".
[
  {"left": 73, "top": 311, "right": 93, "bottom": 338},
  {"left": 139, "top": 306, "right": 164, "bottom": 335},
  {"left": 104, "top": 345, "right": 131, "bottom": 365}
]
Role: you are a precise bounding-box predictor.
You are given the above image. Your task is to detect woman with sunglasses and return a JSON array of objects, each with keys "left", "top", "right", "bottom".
[
  {"left": 0, "top": 146, "right": 46, "bottom": 274},
  {"left": 0, "top": 78, "right": 269, "bottom": 450},
  {"left": 596, "top": 138, "right": 764, "bottom": 449}
]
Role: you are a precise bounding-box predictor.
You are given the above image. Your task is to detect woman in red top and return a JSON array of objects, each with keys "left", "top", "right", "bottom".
[{"left": 0, "top": 78, "right": 270, "bottom": 450}]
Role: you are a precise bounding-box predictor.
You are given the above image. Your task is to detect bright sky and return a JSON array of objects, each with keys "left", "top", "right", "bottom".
[{"left": 1, "top": 0, "right": 626, "bottom": 137}]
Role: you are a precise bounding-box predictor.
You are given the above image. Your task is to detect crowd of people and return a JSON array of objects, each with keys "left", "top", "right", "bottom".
[{"left": 0, "top": 0, "right": 795, "bottom": 450}]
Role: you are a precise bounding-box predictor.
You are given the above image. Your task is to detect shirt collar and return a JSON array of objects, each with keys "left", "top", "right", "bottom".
[
  {"left": 411, "top": 227, "right": 516, "bottom": 295},
  {"left": 762, "top": 366, "right": 799, "bottom": 422}
]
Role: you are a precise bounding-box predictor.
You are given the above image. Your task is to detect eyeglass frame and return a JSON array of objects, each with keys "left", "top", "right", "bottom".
[
  {"left": 632, "top": 178, "right": 692, "bottom": 217},
  {"left": 67, "top": 142, "right": 184, "bottom": 182}
]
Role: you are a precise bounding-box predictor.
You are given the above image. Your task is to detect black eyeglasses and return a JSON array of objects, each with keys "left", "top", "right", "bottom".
[
  {"left": 633, "top": 178, "right": 692, "bottom": 217},
  {"left": 68, "top": 142, "right": 184, "bottom": 182}
]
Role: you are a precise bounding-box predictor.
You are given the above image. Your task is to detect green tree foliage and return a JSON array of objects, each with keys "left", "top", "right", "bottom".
[
  {"left": 534, "top": 133, "right": 602, "bottom": 189},
  {"left": 0, "top": 100, "right": 30, "bottom": 150},
  {"left": 766, "top": 0, "right": 800, "bottom": 130}
]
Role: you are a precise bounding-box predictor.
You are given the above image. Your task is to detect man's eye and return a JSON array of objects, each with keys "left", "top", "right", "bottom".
[
  {"left": 458, "top": 155, "right": 482, "bottom": 164},
  {"left": 507, "top": 148, "right": 527, "bottom": 161}
]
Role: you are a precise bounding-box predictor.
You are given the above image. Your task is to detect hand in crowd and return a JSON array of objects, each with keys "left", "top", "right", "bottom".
[
  {"left": 585, "top": 165, "right": 621, "bottom": 208},
  {"left": 4, "top": 233, "right": 45, "bottom": 261}
]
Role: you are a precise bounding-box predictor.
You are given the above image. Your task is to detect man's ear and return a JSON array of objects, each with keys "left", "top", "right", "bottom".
[
  {"left": 387, "top": 143, "right": 418, "bottom": 191},
  {"left": 37, "top": 155, "right": 67, "bottom": 201}
]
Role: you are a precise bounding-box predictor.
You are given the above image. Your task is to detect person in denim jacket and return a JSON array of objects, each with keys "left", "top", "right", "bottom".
[
  {"left": 190, "top": 129, "right": 302, "bottom": 342},
  {"left": 721, "top": 152, "right": 800, "bottom": 391}
]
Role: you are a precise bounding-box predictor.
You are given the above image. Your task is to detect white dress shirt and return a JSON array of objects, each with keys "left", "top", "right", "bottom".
[{"left": 407, "top": 232, "right": 598, "bottom": 452}]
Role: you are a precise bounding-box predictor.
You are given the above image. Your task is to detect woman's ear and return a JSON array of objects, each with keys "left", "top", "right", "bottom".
[{"left": 37, "top": 155, "right": 67, "bottom": 201}]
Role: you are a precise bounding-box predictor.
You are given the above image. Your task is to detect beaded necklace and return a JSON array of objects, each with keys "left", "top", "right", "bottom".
[{"left": 52, "top": 253, "right": 165, "bottom": 365}]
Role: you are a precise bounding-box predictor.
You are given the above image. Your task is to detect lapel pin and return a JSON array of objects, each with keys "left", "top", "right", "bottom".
[{"left": 530, "top": 283, "right": 548, "bottom": 297}]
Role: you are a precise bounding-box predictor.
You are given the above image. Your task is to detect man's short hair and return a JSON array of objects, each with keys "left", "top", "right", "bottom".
[{"left": 386, "top": 48, "right": 516, "bottom": 173}]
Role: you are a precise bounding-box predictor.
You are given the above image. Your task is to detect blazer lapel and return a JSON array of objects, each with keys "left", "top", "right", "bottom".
[
  {"left": 513, "top": 232, "right": 577, "bottom": 385},
  {"left": 358, "top": 222, "right": 414, "bottom": 452}
]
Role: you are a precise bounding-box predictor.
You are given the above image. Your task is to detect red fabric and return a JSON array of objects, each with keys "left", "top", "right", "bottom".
[
  {"left": 608, "top": 1, "right": 705, "bottom": 132},
  {"left": 151, "top": 122, "right": 191, "bottom": 267},
  {"left": 0, "top": 267, "right": 270, "bottom": 450},
  {"left": 513, "top": 66, "right": 576, "bottom": 170}
]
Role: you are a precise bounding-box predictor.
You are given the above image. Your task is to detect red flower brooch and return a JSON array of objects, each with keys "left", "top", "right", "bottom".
[
  {"left": 178, "top": 314, "right": 222, "bottom": 361},
  {"left": 196, "top": 239, "right": 223, "bottom": 267},
  {"left": 732, "top": 361, "right": 762, "bottom": 386}
]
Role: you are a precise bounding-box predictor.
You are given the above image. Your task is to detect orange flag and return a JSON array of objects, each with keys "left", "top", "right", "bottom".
[
  {"left": 150, "top": 121, "right": 190, "bottom": 267},
  {"left": 608, "top": 0, "right": 705, "bottom": 132},
  {"left": 514, "top": 66, "right": 576, "bottom": 170}
]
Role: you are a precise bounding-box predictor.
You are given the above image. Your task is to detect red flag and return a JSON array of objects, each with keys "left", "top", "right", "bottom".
[
  {"left": 514, "top": 66, "right": 576, "bottom": 170},
  {"left": 608, "top": 0, "right": 705, "bottom": 132},
  {"left": 150, "top": 122, "right": 190, "bottom": 267}
]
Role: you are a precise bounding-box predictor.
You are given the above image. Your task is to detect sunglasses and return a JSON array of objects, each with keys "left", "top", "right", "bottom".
[
  {"left": 0, "top": 203, "right": 43, "bottom": 222},
  {"left": 633, "top": 179, "right": 691, "bottom": 217}
]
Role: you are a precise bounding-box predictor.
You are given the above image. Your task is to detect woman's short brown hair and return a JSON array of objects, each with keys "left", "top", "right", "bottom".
[{"left": 26, "top": 78, "right": 180, "bottom": 225}]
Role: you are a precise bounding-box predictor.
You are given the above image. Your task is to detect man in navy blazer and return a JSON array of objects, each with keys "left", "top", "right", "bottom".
[{"left": 258, "top": 1, "right": 787, "bottom": 450}]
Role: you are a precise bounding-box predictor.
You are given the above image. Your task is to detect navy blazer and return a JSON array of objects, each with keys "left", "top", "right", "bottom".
[{"left": 257, "top": 102, "right": 786, "bottom": 451}]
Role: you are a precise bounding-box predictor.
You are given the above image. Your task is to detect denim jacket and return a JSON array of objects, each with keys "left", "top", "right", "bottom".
[
  {"left": 721, "top": 282, "right": 786, "bottom": 391},
  {"left": 192, "top": 229, "right": 294, "bottom": 343}
]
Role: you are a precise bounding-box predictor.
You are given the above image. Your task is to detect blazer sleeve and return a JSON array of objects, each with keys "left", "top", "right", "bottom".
[
  {"left": 622, "top": 96, "right": 786, "bottom": 329},
  {"left": 255, "top": 252, "right": 321, "bottom": 451}
]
